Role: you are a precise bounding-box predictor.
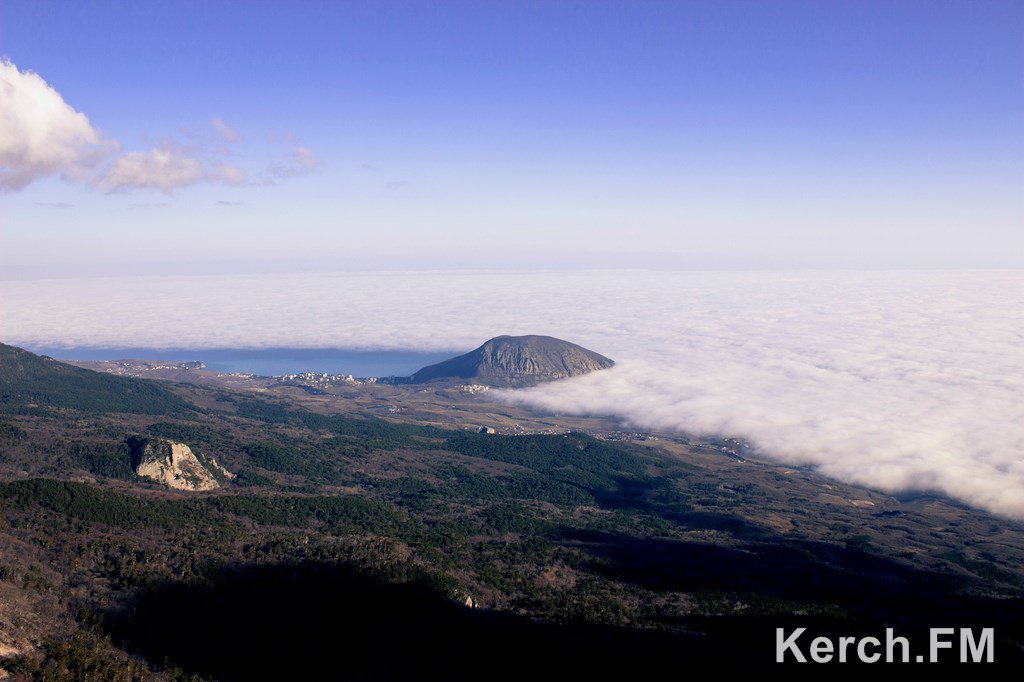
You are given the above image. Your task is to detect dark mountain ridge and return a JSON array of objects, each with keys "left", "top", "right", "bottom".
[
  {"left": 404, "top": 335, "right": 614, "bottom": 387},
  {"left": 0, "top": 342, "right": 191, "bottom": 415}
]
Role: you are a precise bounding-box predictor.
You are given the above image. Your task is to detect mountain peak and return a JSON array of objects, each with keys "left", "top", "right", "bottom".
[{"left": 407, "top": 335, "right": 614, "bottom": 387}]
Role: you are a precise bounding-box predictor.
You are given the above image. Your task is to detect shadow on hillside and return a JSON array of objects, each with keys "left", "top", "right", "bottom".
[
  {"left": 555, "top": 528, "right": 1024, "bottom": 648},
  {"left": 103, "top": 549, "right": 1024, "bottom": 676},
  {"left": 103, "top": 561, "right": 714, "bottom": 680}
]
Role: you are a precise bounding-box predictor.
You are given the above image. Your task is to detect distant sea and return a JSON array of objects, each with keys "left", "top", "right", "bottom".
[{"left": 28, "top": 347, "right": 457, "bottom": 378}]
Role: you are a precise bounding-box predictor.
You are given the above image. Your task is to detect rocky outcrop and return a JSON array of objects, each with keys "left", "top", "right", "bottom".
[
  {"left": 405, "top": 335, "right": 614, "bottom": 387},
  {"left": 128, "top": 437, "right": 228, "bottom": 491},
  {"left": 208, "top": 457, "right": 236, "bottom": 481}
]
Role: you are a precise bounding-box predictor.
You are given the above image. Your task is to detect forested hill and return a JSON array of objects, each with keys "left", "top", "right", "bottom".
[{"left": 0, "top": 343, "right": 192, "bottom": 415}]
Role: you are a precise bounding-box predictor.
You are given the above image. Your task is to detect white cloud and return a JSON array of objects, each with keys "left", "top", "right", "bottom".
[
  {"left": 95, "top": 141, "right": 313, "bottom": 192},
  {"left": 94, "top": 147, "right": 248, "bottom": 193},
  {"left": 265, "top": 146, "right": 321, "bottom": 182},
  {"left": 1, "top": 59, "right": 318, "bottom": 193},
  {"left": 0, "top": 59, "right": 113, "bottom": 191},
  {"left": 1, "top": 270, "right": 1021, "bottom": 518},
  {"left": 95, "top": 144, "right": 205, "bottom": 192},
  {"left": 210, "top": 118, "right": 240, "bottom": 142},
  {"left": 211, "top": 162, "right": 247, "bottom": 186}
]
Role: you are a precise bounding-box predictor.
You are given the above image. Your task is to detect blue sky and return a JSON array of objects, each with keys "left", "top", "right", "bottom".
[{"left": 1, "top": 0, "right": 1021, "bottom": 275}]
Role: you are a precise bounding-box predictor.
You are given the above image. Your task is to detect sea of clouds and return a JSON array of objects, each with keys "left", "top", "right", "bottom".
[{"left": 2, "top": 270, "right": 1022, "bottom": 518}]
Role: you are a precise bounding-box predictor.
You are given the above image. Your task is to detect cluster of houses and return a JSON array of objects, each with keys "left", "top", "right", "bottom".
[{"left": 275, "top": 372, "right": 379, "bottom": 389}]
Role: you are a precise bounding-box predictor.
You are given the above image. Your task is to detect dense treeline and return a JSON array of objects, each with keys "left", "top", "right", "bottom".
[
  {"left": 0, "top": 343, "right": 193, "bottom": 416},
  {"left": 399, "top": 465, "right": 596, "bottom": 506},
  {"left": 59, "top": 441, "right": 136, "bottom": 480},
  {"left": 145, "top": 421, "right": 238, "bottom": 452},
  {"left": 0, "top": 419, "right": 27, "bottom": 442},
  {"left": 445, "top": 431, "right": 646, "bottom": 484},
  {"left": 0, "top": 479, "right": 210, "bottom": 530},
  {"left": 211, "top": 494, "right": 405, "bottom": 534},
  {"left": 0, "top": 479, "right": 410, "bottom": 538}
]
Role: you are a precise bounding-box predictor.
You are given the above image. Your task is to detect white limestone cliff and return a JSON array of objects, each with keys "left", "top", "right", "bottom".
[{"left": 133, "top": 438, "right": 228, "bottom": 491}]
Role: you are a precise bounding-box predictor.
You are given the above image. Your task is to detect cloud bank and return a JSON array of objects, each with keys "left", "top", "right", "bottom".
[{"left": 1, "top": 270, "right": 1022, "bottom": 518}]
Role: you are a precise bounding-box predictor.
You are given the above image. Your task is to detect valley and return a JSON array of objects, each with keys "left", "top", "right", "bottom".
[{"left": 1, "top": 343, "right": 1022, "bottom": 677}]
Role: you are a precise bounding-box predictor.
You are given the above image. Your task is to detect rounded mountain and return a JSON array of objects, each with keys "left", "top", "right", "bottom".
[{"left": 406, "top": 335, "right": 614, "bottom": 387}]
